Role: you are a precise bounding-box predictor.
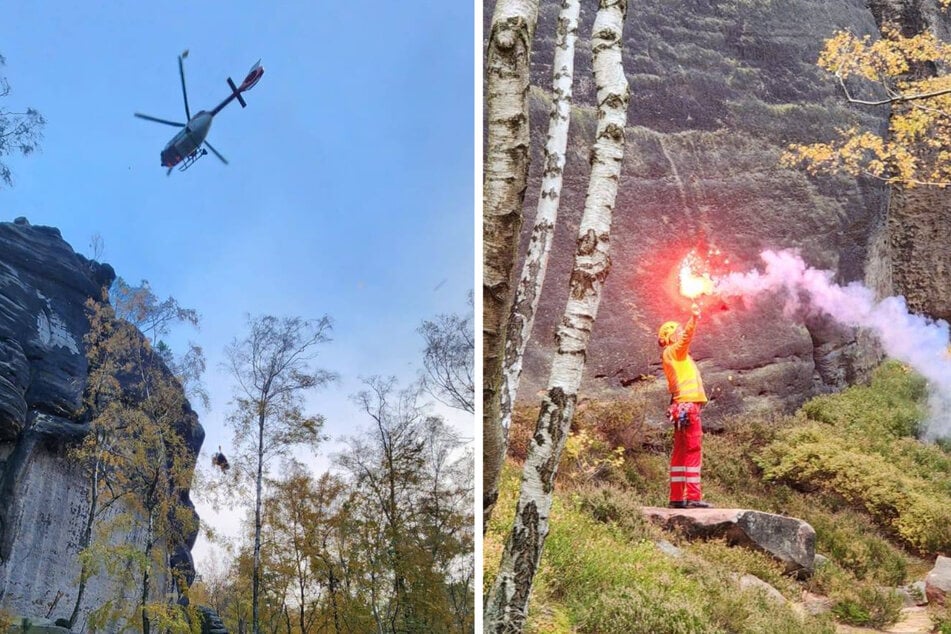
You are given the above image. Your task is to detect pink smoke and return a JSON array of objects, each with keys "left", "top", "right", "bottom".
[{"left": 716, "top": 250, "right": 951, "bottom": 438}]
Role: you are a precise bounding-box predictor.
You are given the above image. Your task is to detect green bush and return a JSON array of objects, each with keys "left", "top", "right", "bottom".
[
  {"left": 574, "top": 397, "right": 652, "bottom": 453},
  {"left": 756, "top": 423, "right": 951, "bottom": 553},
  {"left": 830, "top": 585, "right": 903, "bottom": 628},
  {"left": 933, "top": 605, "right": 951, "bottom": 634},
  {"left": 808, "top": 561, "right": 902, "bottom": 628},
  {"left": 799, "top": 361, "right": 927, "bottom": 439},
  {"left": 807, "top": 511, "right": 907, "bottom": 585},
  {"left": 620, "top": 452, "right": 669, "bottom": 501},
  {"left": 573, "top": 485, "right": 657, "bottom": 540},
  {"left": 688, "top": 540, "right": 798, "bottom": 599},
  {"left": 540, "top": 504, "right": 676, "bottom": 601}
]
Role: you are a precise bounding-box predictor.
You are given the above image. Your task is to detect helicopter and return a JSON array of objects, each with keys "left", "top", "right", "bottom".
[{"left": 135, "top": 51, "right": 264, "bottom": 175}]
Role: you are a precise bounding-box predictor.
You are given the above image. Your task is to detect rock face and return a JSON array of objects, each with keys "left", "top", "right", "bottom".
[
  {"left": 198, "top": 605, "right": 229, "bottom": 634},
  {"left": 0, "top": 218, "right": 114, "bottom": 440},
  {"left": 486, "top": 0, "right": 951, "bottom": 424},
  {"left": 925, "top": 555, "right": 951, "bottom": 606},
  {"left": 642, "top": 507, "right": 816, "bottom": 577},
  {"left": 0, "top": 219, "right": 203, "bottom": 629}
]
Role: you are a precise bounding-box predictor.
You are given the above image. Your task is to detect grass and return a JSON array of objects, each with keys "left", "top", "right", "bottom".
[
  {"left": 487, "top": 360, "right": 945, "bottom": 630},
  {"left": 485, "top": 468, "right": 834, "bottom": 633}
]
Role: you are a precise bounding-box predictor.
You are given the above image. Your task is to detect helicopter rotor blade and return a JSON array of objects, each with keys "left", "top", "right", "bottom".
[
  {"left": 204, "top": 140, "right": 229, "bottom": 165},
  {"left": 134, "top": 113, "right": 186, "bottom": 127},
  {"left": 178, "top": 54, "right": 191, "bottom": 121}
]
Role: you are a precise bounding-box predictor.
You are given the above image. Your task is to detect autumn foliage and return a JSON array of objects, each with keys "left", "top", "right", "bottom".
[{"left": 783, "top": 19, "right": 951, "bottom": 187}]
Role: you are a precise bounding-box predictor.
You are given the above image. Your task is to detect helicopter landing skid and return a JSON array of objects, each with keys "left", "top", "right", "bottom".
[{"left": 178, "top": 148, "right": 208, "bottom": 172}]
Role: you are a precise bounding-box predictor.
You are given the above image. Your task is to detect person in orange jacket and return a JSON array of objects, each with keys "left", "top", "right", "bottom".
[{"left": 657, "top": 302, "right": 711, "bottom": 509}]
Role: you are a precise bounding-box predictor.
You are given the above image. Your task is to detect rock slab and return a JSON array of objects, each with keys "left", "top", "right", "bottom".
[
  {"left": 642, "top": 507, "right": 816, "bottom": 576},
  {"left": 925, "top": 555, "right": 951, "bottom": 606}
]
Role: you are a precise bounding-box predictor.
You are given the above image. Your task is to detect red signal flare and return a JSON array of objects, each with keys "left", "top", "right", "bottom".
[{"left": 679, "top": 249, "right": 716, "bottom": 299}]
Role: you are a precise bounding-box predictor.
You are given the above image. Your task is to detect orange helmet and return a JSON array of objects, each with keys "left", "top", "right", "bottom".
[{"left": 658, "top": 321, "right": 680, "bottom": 346}]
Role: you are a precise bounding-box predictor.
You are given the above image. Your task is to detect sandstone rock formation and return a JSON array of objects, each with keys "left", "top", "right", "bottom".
[
  {"left": 486, "top": 0, "right": 951, "bottom": 425},
  {"left": 642, "top": 507, "right": 816, "bottom": 577},
  {"left": 0, "top": 218, "right": 203, "bottom": 629},
  {"left": 925, "top": 555, "right": 951, "bottom": 606},
  {"left": 198, "top": 605, "right": 229, "bottom": 634}
]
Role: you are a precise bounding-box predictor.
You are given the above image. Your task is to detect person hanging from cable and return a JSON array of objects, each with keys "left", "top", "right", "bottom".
[
  {"left": 211, "top": 445, "right": 230, "bottom": 473},
  {"left": 657, "top": 301, "right": 711, "bottom": 509}
]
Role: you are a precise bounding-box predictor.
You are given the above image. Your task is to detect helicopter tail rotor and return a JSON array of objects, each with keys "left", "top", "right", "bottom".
[{"left": 227, "top": 77, "right": 248, "bottom": 108}]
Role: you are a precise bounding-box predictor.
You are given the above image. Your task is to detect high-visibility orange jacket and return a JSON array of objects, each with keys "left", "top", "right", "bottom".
[{"left": 661, "top": 315, "right": 707, "bottom": 404}]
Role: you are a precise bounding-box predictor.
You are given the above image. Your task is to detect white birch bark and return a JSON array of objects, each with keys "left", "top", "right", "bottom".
[
  {"left": 485, "top": 0, "right": 581, "bottom": 531},
  {"left": 484, "top": 0, "right": 629, "bottom": 630},
  {"left": 483, "top": 0, "right": 540, "bottom": 533}
]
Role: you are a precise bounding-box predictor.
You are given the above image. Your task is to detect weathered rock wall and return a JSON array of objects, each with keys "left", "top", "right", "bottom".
[
  {"left": 0, "top": 449, "right": 170, "bottom": 631},
  {"left": 865, "top": 0, "right": 951, "bottom": 323},
  {"left": 486, "top": 0, "right": 950, "bottom": 425},
  {"left": 0, "top": 218, "right": 203, "bottom": 628},
  {"left": 0, "top": 220, "right": 113, "bottom": 440}
]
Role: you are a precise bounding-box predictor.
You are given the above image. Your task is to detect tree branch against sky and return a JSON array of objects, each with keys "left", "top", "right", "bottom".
[
  {"left": 223, "top": 315, "right": 336, "bottom": 634},
  {"left": 419, "top": 292, "right": 474, "bottom": 414},
  {"left": 0, "top": 53, "right": 44, "bottom": 188},
  {"left": 335, "top": 376, "right": 473, "bottom": 633}
]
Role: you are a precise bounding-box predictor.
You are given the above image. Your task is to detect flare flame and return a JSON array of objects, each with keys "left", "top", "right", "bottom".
[{"left": 679, "top": 250, "right": 716, "bottom": 299}]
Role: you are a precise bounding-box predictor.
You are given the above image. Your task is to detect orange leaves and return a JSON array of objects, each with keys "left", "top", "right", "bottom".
[{"left": 818, "top": 30, "right": 907, "bottom": 80}]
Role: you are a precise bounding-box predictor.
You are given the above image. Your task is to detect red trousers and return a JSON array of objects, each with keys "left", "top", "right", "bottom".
[{"left": 668, "top": 402, "right": 703, "bottom": 502}]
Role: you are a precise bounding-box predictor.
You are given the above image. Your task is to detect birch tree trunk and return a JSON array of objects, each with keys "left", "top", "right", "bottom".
[
  {"left": 484, "top": 1, "right": 629, "bottom": 629},
  {"left": 252, "top": 411, "right": 265, "bottom": 634},
  {"left": 483, "top": 0, "right": 539, "bottom": 533},
  {"left": 485, "top": 0, "right": 581, "bottom": 530}
]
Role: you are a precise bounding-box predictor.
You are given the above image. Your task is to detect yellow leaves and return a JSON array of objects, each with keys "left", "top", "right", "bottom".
[
  {"left": 818, "top": 30, "right": 907, "bottom": 80},
  {"left": 562, "top": 428, "right": 625, "bottom": 484},
  {"left": 819, "top": 27, "right": 951, "bottom": 82},
  {"left": 793, "top": 24, "right": 951, "bottom": 187}
]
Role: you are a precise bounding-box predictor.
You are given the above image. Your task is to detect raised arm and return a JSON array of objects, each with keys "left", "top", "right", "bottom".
[{"left": 670, "top": 303, "right": 701, "bottom": 359}]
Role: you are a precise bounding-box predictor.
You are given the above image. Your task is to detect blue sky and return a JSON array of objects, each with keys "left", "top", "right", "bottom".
[{"left": 1, "top": 2, "right": 474, "bottom": 572}]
